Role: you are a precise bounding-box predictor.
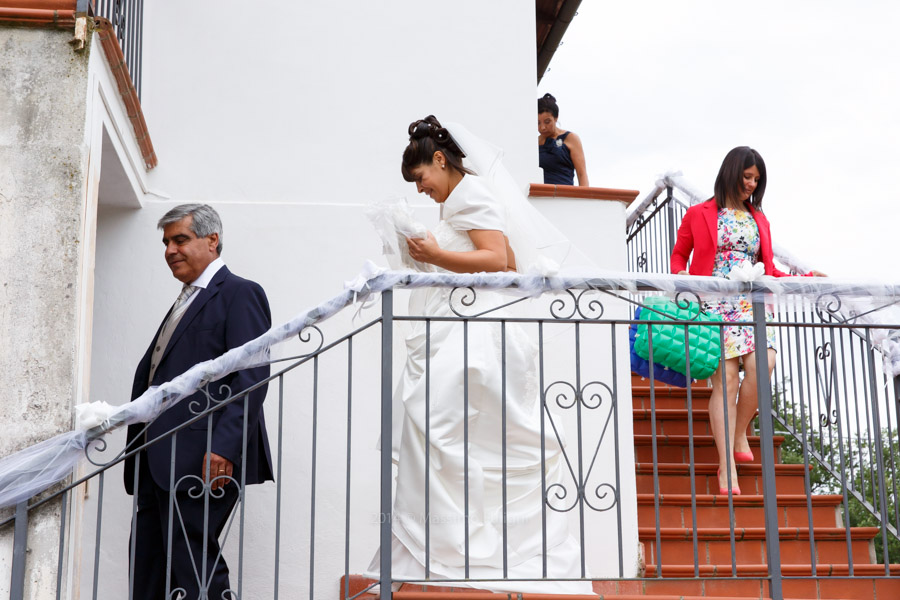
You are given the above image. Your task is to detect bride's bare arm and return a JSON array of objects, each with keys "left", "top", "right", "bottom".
[{"left": 407, "top": 229, "right": 508, "bottom": 273}]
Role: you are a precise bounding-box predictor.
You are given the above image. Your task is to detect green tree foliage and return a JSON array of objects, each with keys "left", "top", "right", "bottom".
[{"left": 768, "top": 383, "right": 900, "bottom": 564}]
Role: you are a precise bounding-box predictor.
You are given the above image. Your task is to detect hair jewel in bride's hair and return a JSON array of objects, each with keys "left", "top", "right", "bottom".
[{"left": 401, "top": 115, "right": 473, "bottom": 181}]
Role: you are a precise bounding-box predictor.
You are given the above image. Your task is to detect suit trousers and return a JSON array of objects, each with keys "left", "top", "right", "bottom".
[{"left": 130, "top": 451, "right": 240, "bottom": 600}]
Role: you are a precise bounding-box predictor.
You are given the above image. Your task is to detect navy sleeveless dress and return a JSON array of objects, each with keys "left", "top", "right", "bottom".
[{"left": 539, "top": 131, "right": 575, "bottom": 185}]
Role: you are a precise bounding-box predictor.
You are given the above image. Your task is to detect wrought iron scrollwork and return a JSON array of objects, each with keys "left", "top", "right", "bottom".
[
  {"left": 297, "top": 325, "right": 325, "bottom": 355},
  {"left": 547, "top": 289, "right": 606, "bottom": 321},
  {"left": 673, "top": 290, "right": 704, "bottom": 319},
  {"left": 584, "top": 482, "right": 618, "bottom": 512},
  {"left": 545, "top": 380, "right": 578, "bottom": 410},
  {"left": 545, "top": 482, "right": 576, "bottom": 513},
  {"left": 575, "top": 289, "right": 605, "bottom": 320},
  {"left": 542, "top": 379, "right": 618, "bottom": 513},
  {"left": 189, "top": 382, "right": 235, "bottom": 416},
  {"left": 819, "top": 409, "right": 838, "bottom": 427},
  {"left": 636, "top": 251, "right": 647, "bottom": 272},
  {"left": 549, "top": 290, "right": 578, "bottom": 320},
  {"left": 448, "top": 286, "right": 478, "bottom": 317},
  {"left": 815, "top": 293, "right": 843, "bottom": 323},
  {"left": 815, "top": 342, "right": 836, "bottom": 427},
  {"left": 167, "top": 472, "right": 243, "bottom": 597},
  {"left": 84, "top": 437, "right": 113, "bottom": 467}
]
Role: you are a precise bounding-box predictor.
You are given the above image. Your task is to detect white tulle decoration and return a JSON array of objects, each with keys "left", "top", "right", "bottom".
[
  {"left": 1, "top": 268, "right": 899, "bottom": 509},
  {"left": 75, "top": 401, "right": 118, "bottom": 430},
  {"left": 727, "top": 261, "right": 766, "bottom": 282}
]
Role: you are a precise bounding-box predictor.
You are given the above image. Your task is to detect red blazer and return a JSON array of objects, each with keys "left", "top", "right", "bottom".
[{"left": 670, "top": 199, "right": 799, "bottom": 277}]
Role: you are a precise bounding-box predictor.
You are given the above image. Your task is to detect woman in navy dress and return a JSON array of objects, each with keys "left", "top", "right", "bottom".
[{"left": 538, "top": 93, "right": 589, "bottom": 186}]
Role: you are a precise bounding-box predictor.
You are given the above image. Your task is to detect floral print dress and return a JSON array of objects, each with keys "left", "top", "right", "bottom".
[{"left": 703, "top": 208, "right": 777, "bottom": 360}]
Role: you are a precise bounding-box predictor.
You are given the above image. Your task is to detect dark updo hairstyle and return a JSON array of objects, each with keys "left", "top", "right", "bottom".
[
  {"left": 713, "top": 146, "right": 767, "bottom": 210},
  {"left": 401, "top": 115, "right": 473, "bottom": 182},
  {"left": 537, "top": 93, "right": 559, "bottom": 118}
]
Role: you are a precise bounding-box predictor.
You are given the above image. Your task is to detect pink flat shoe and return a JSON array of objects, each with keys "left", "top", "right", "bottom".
[
  {"left": 718, "top": 468, "right": 741, "bottom": 496},
  {"left": 734, "top": 450, "right": 754, "bottom": 463}
]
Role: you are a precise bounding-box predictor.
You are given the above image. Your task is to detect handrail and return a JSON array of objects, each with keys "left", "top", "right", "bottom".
[
  {"left": 4, "top": 270, "right": 900, "bottom": 510},
  {"left": 2, "top": 274, "right": 899, "bottom": 596},
  {"left": 626, "top": 171, "right": 813, "bottom": 275}
]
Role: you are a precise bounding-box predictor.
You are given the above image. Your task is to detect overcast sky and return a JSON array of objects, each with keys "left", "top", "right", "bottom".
[{"left": 539, "top": 0, "right": 898, "bottom": 279}]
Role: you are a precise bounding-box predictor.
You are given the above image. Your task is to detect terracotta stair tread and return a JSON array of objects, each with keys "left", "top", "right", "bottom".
[
  {"left": 394, "top": 593, "right": 599, "bottom": 600},
  {"left": 637, "top": 493, "right": 843, "bottom": 506},
  {"left": 638, "top": 526, "right": 882, "bottom": 541},
  {"left": 635, "top": 463, "right": 805, "bottom": 475},
  {"left": 633, "top": 434, "right": 784, "bottom": 446},
  {"left": 643, "top": 563, "right": 900, "bottom": 576},
  {"left": 630, "top": 384, "right": 713, "bottom": 398},
  {"left": 633, "top": 407, "right": 716, "bottom": 418},
  {"left": 594, "top": 596, "right": 770, "bottom": 600}
]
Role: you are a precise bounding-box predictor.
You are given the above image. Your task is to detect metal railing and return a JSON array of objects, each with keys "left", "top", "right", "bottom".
[
  {"left": 626, "top": 185, "right": 686, "bottom": 275},
  {"left": 83, "top": 0, "right": 145, "bottom": 99},
  {"left": 2, "top": 278, "right": 899, "bottom": 598}
]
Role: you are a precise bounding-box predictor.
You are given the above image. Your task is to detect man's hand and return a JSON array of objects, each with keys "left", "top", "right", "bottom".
[{"left": 202, "top": 452, "right": 233, "bottom": 491}]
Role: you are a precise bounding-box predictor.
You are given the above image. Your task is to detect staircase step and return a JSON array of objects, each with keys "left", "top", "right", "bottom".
[
  {"left": 641, "top": 526, "right": 879, "bottom": 566},
  {"left": 635, "top": 462, "right": 809, "bottom": 495},
  {"left": 643, "top": 562, "right": 900, "bottom": 577},
  {"left": 341, "top": 572, "right": 899, "bottom": 599},
  {"left": 633, "top": 435, "right": 784, "bottom": 464},
  {"left": 631, "top": 570, "right": 900, "bottom": 599},
  {"left": 632, "top": 408, "right": 715, "bottom": 436},
  {"left": 394, "top": 592, "right": 599, "bottom": 600},
  {"left": 631, "top": 383, "right": 713, "bottom": 410},
  {"left": 632, "top": 408, "right": 759, "bottom": 439},
  {"left": 637, "top": 494, "right": 843, "bottom": 529}
]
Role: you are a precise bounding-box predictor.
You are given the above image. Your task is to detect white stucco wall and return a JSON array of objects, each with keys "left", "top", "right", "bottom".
[
  {"left": 76, "top": 1, "right": 640, "bottom": 597},
  {"left": 139, "top": 0, "right": 540, "bottom": 204}
]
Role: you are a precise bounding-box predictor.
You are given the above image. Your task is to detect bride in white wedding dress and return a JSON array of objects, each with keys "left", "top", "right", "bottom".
[{"left": 368, "top": 116, "right": 591, "bottom": 594}]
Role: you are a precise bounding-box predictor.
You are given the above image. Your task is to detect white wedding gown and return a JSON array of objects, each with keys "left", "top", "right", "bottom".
[{"left": 368, "top": 176, "right": 592, "bottom": 594}]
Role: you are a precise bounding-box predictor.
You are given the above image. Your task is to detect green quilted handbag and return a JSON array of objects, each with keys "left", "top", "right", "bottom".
[{"left": 633, "top": 296, "right": 724, "bottom": 380}]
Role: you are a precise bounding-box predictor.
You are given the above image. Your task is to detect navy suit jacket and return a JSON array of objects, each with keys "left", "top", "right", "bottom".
[{"left": 124, "top": 266, "right": 274, "bottom": 494}]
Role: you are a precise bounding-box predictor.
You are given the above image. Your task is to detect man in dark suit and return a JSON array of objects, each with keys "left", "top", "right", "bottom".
[{"left": 124, "top": 203, "right": 273, "bottom": 600}]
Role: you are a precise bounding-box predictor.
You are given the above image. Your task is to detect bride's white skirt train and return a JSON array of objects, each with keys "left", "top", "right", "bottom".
[{"left": 367, "top": 285, "right": 593, "bottom": 594}]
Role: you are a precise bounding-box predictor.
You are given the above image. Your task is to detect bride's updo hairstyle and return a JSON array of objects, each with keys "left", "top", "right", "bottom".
[{"left": 401, "top": 115, "right": 474, "bottom": 182}]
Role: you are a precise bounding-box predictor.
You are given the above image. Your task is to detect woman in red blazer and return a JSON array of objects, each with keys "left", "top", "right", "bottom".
[{"left": 670, "top": 147, "right": 824, "bottom": 496}]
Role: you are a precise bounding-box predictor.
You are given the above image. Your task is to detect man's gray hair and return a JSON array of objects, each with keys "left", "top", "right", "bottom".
[{"left": 158, "top": 204, "right": 224, "bottom": 255}]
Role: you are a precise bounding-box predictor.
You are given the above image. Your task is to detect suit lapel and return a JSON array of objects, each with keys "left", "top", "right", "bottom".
[{"left": 158, "top": 266, "right": 229, "bottom": 367}]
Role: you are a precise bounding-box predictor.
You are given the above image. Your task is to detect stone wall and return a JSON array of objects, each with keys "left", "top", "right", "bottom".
[{"left": 0, "top": 24, "right": 92, "bottom": 599}]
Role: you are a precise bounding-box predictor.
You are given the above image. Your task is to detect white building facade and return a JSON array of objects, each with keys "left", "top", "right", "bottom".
[{"left": 1, "top": 2, "right": 641, "bottom": 598}]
